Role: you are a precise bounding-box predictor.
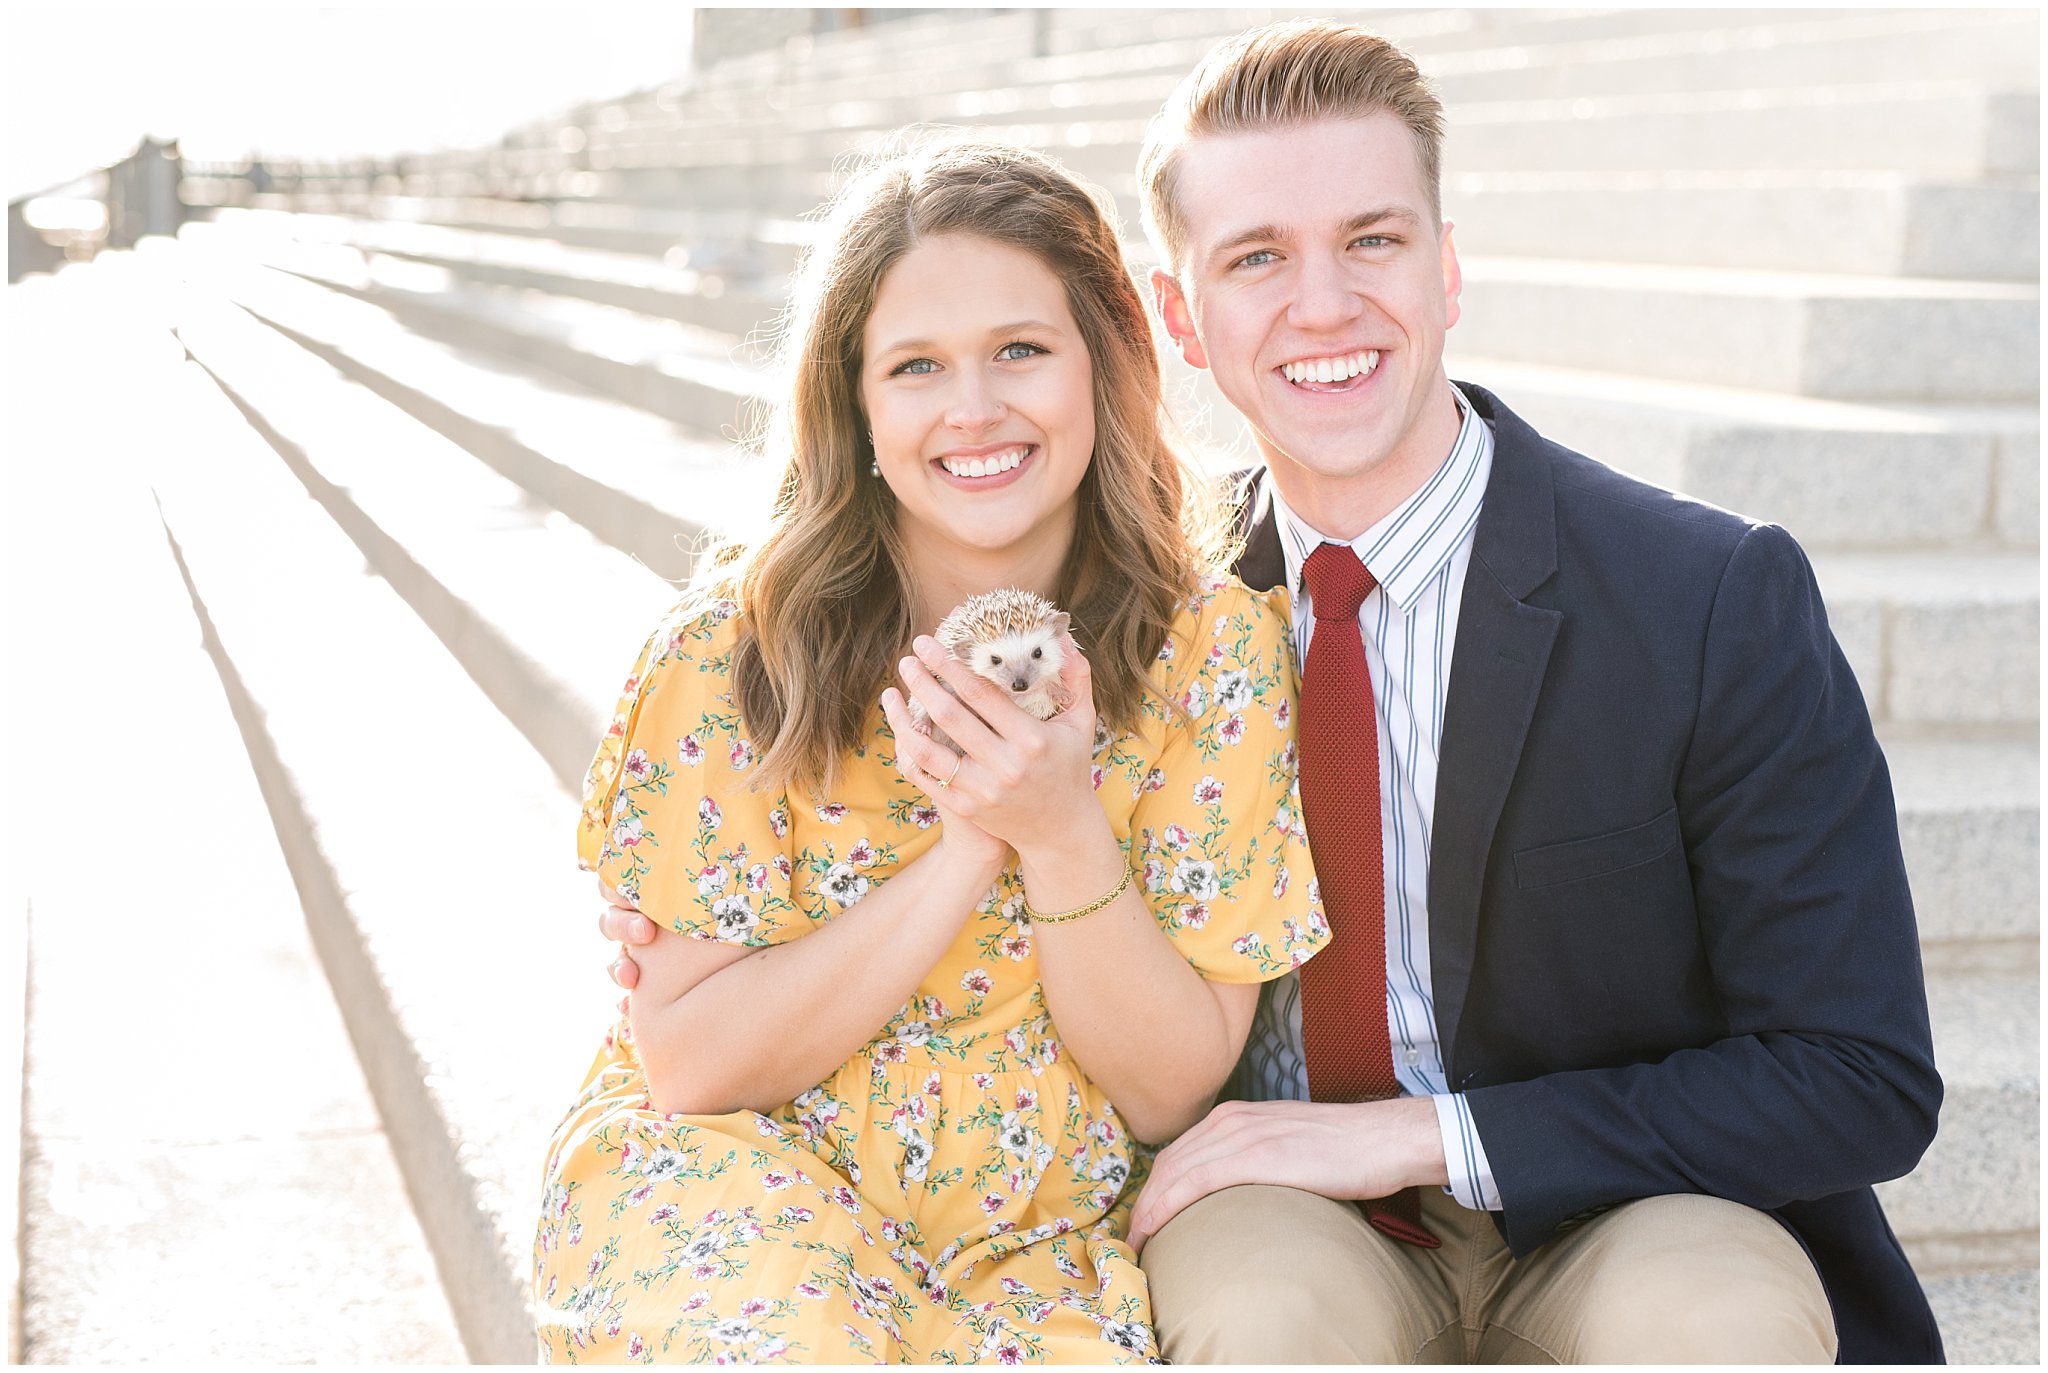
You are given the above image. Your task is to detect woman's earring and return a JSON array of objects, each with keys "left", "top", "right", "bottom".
[
  {"left": 868, "top": 432, "right": 879, "bottom": 478},
  {"left": 870, "top": 461, "right": 880, "bottom": 478}
]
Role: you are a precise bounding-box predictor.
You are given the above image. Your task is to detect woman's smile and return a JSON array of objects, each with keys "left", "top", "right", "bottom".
[{"left": 933, "top": 442, "right": 1035, "bottom": 483}]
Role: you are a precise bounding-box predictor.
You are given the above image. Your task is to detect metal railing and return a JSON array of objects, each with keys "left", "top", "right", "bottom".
[{"left": 8, "top": 136, "right": 185, "bottom": 282}]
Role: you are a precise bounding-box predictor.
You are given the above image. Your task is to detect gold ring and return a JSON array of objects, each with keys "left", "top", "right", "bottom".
[{"left": 935, "top": 755, "right": 963, "bottom": 790}]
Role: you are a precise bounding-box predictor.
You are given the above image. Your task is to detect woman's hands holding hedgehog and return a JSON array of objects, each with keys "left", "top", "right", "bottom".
[{"left": 880, "top": 621, "right": 1104, "bottom": 866}]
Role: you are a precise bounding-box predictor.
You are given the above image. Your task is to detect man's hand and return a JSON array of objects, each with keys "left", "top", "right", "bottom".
[
  {"left": 1126, "top": 1096, "right": 1449, "bottom": 1251},
  {"left": 597, "top": 879, "right": 657, "bottom": 989}
]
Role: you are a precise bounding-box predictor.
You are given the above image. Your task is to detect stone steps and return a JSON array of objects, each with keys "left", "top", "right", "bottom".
[
  {"left": 1806, "top": 551, "right": 2041, "bottom": 729},
  {"left": 633, "top": 9, "right": 1872, "bottom": 118},
  {"left": 1032, "top": 7, "right": 1967, "bottom": 66},
  {"left": 1440, "top": 358, "right": 2038, "bottom": 552},
  {"left": 639, "top": 9, "right": 2029, "bottom": 125},
  {"left": 178, "top": 258, "right": 736, "bottom": 584},
  {"left": 1446, "top": 174, "right": 2038, "bottom": 283},
  {"left": 1425, "top": 10, "right": 2041, "bottom": 103},
  {"left": 301, "top": 11, "right": 2036, "bottom": 238},
  {"left": 1923, "top": 1269, "right": 2042, "bottom": 1364},
  {"left": 80, "top": 244, "right": 613, "bottom": 1364},
  {"left": 1874, "top": 970, "right": 2039, "bottom": 1271},
  {"left": 606, "top": 11, "right": 2037, "bottom": 157},
  {"left": 392, "top": 68, "right": 2037, "bottom": 213},
  {"left": 1883, "top": 740, "right": 2039, "bottom": 969},
  {"left": 157, "top": 251, "right": 678, "bottom": 787},
  {"left": 604, "top": 81, "right": 2038, "bottom": 198},
  {"left": 5, "top": 262, "right": 465, "bottom": 1363},
  {"left": 1457, "top": 258, "right": 2037, "bottom": 403}
]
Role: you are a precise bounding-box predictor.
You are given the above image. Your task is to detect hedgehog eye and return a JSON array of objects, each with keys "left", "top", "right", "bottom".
[
  {"left": 989, "top": 655, "right": 1003, "bottom": 667},
  {"left": 1031, "top": 647, "right": 1043, "bottom": 659}
]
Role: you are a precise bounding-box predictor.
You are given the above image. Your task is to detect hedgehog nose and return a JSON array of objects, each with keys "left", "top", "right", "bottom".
[{"left": 1010, "top": 678, "right": 1028, "bottom": 693}]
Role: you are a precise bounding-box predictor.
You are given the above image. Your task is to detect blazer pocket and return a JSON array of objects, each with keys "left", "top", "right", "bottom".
[{"left": 1513, "top": 807, "right": 1681, "bottom": 891}]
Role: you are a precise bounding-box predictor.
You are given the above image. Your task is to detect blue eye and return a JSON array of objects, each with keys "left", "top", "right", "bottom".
[
  {"left": 890, "top": 357, "right": 939, "bottom": 377},
  {"left": 997, "top": 342, "right": 1046, "bottom": 362},
  {"left": 1233, "top": 249, "right": 1278, "bottom": 270}
]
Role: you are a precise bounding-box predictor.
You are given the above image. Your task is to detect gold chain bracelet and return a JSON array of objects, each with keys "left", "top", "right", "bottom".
[{"left": 1024, "top": 864, "right": 1134, "bottom": 925}]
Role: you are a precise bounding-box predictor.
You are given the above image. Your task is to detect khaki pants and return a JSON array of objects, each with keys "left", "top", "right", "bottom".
[{"left": 1143, "top": 1185, "right": 1836, "bottom": 1363}]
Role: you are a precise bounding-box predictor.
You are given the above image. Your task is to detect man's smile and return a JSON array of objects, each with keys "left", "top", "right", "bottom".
[{"left": 1277, "top": 348, "right": 1383, "bottom": 394}]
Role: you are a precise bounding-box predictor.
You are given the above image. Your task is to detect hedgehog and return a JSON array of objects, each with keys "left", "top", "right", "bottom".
[{"left": 907, "top": 588, "right": 1074, "bottom": 754}]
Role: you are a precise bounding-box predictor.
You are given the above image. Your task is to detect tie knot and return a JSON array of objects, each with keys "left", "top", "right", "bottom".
[{"left": 1303, "top": 542, "right": 1377, "bottom": 622}]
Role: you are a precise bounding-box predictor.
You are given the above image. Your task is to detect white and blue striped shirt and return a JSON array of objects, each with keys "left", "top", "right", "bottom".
[{"left": 1236, "top": 384, "right": 1502, "bottom": 1212}]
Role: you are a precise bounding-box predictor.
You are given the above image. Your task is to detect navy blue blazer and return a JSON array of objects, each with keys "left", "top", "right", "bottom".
[{"left": 1233, "top": 384, "right": 1944, "bottom": 1363}]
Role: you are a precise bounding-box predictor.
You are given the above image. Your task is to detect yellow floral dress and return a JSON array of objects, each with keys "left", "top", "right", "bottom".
[{"left": 535, "top": 574, "right": 1326, "bottom": 1364}]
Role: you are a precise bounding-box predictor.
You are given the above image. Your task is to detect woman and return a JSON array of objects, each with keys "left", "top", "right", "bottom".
[{"left": 535, "top": 140, "right": 1326, "bottom": 1364}]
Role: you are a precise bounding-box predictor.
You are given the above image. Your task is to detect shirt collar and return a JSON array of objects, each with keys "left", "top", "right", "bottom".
[{"left": 1273, "top": 382, "right": 1494, "bottom": 615}]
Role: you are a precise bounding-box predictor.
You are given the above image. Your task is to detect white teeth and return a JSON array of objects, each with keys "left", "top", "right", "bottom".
[
  {"left": 1281, "top": 350, "right": 1380, "bottom": 385},
  {"left": 941, "top": 446, "right": 1029, "bottom": 478}
]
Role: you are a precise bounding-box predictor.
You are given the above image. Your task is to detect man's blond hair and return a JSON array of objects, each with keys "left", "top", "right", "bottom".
[{"left": 1138, "top": 20, "right": 1446, "bottom": 272}]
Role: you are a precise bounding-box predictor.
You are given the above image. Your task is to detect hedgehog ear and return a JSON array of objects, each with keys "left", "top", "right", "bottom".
[{"left": 1049, "top": 611, "right": 1072, "bottom": 640}]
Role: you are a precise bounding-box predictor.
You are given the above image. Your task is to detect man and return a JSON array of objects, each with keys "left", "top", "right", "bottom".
[{"left": 603, "top": 19, "right": 1943, "bottom": 1362}]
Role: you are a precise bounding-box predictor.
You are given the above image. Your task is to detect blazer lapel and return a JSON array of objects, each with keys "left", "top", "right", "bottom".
[
  {"left": 1429, "top": 385, "right": 1563, "bottom": 1072},
  {"left": 1232, "top": 469, "right": 1287, "bottom": 594}
]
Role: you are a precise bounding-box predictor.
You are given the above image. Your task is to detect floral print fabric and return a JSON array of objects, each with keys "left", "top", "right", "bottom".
[{"left": 535, "top": 575, "right": 1326, "bottom": 1363}]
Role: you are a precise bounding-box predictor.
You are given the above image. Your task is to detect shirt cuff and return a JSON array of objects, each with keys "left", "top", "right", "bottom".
[{"left": 1432, "top": 1092, "right": 1503, "bottom": 1211}]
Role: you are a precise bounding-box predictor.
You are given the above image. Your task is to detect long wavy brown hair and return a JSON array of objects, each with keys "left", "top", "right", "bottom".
[{"left": 694, "top": 138, "right": 1232, "bottom": 796}]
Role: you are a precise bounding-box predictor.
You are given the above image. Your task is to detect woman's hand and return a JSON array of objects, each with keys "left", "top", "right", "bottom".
[
  {"left": 885, "top": 632, "right": 1105, "bottom": 861},
  {"left": 881, "top": 678, "right": 1011, "bottom": 867}
]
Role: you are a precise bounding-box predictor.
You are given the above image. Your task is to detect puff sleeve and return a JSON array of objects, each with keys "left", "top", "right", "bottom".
[
  {"left": 1127, "top": 578, "right": 1328, "bottom": 982},
  {"left": 576, "top": 601, "right": 804, "bottom": 947}
]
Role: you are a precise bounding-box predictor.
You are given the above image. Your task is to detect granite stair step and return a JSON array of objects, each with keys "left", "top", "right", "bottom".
[
  {"left": 1885, "top": 739, "right": 2038, "bottom": 975},
  {"left": 1036, "top": 7, "right": 1930, "bottom": 64},
  {"left": 1806, "top": 549, "right": 2040, "bottom": 730},
  {"left": 1446, "top": 174, "right": 2039, "bottom": 282},
  {"left": 1423, "top": 10, "right": 2040, "bottom": 103},
  {"left": 1444, "top": 358, "right": 2038, "bottom": 551},
  {"left": 1878, "top": 969, "right": 2039, "bottom": 1276},
  {"left": 1923, "top": 1268, "right": 2040, "bottom": 1364},
  {"left": 1451, "top": 257, "right": 2038, "bottom": 403}
]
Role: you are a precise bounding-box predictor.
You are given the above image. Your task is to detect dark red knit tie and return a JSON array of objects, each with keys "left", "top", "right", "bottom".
[{"left": 1296, "top": 542, "right": 1439, "bottom": 1249}]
